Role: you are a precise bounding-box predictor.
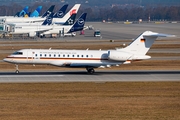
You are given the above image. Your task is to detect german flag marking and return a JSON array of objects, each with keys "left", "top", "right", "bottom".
[{"left": 140, "top": 39, "right": 146, "bottom": 43}]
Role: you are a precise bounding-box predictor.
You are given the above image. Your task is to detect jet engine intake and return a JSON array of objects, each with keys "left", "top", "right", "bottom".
[
  {"left": 108, "top": 50, "right": 132, "bottom": 61},
  {"left": 29, "top": 32, "right": 37, "bottom": 37}
]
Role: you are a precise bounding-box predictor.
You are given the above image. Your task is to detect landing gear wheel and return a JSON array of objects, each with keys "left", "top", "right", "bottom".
[
  {"left": 15, "top": 70, "right": 19, "bottom": 74},
  {"left": 86, "top": 67, "right": 95, "bottom": 74}
]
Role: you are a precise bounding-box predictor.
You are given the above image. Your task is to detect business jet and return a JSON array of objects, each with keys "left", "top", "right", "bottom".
[
  {"left": 0, "top": 4, "right": 80, "bottom": 24},
  {"left": 3, "top": 31, "right": 175, "bottom": 74}
]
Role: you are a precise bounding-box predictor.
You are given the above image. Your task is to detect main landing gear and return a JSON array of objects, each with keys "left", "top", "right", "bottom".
[
  {"left": 15, "top": 64, "right": 19, "bottom": 74},
  {"left": 86, "top": 67, "right": 95, "bottom": 74}
]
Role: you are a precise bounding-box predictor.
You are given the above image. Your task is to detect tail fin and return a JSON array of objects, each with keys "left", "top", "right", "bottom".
[
  {"left": 15, "top": 6, "right": 29, "bottom": 17},
  {"left": 61, "top": 13, "right": 76, "bottom": 25},
  {"left": 14, "top": 12, "right": 20, "bottom": 17},
  {"left": 41, "top": 12, "right": 54, "bottom": 25},
  {"left": 68, "top": 13, "right": 87, "bottom": 33},
  {"left": 122, "top": 31, "right": 175, "bottom": 55},
  {"left": 41, "top": 5, "right": 55, "bottom": 18},
  {"left": 30, "top": 6, "right": 42, "bottom": 17},
  {"left": 53, "top": 4, "right": 68, "bottom": 18},
  {"left": 62, "top": 4, "right": 81, "bottom": 21}
]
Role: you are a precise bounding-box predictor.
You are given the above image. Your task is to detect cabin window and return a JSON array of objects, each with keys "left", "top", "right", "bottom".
[
  {"left": 58, "top": 54, "right": 60, "bottom": 57},
  {"left": 72, "top": 55, "right": 75, "bottom": 57},
  {"left": 49, "top": 54, "right": 51, "bottom": 57},
  {"left": 35, "top": 54, "right": 38, "bottom": 57},
  {"left": 45, "top": 54, "right": 47, "bottom": 57},
  {"left": 54, "top": 54, "right": 56, "bottom": 57},
  {"left": 86, "top": 55, "right": 88, "bottom": 58},
  {"left": 40, "top": 54, "right": 42, "bottom": 57},
  {"left": 81, "top": 55, "right": 83, "bottom": 57},
  {"left": 63, "top": 55, "right": 65, "bottom": 57},
  {"left": 77, "top": 55, "right": 79, "bottom": 57},
  {"left": 67, "top": 55, "right": 70, "bottom": 57}
]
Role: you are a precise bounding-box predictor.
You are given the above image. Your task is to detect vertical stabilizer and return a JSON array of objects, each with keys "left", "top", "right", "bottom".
[
  {"left": 30, "top": 6, "right": 42, "bottom": 17},
  {"left": 62, "top": 13, "right": 76, "bottom": 25},
  {"left": 53, "top": 4, "right": 68, "bottom": 18},
  {"left": 122, "top": 31, "right": 175, "bottom": 55},
  {"left": 68, "top": 13, "right": 87, "bottom": 33},
  {"left": 42, "top": 12, "right": 54, "bottom": 25},
  {"left": 62, "top": 4, "right": 80, "bottom": 21},
  {"left": 41, "top": 5, "right": 55, "bottom": 18},
  {"left": 15, "top": 6, "right": 29, "bottom": 17}
]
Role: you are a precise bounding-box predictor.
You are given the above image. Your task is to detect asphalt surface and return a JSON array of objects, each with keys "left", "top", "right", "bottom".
[{"left": 0, "top": 70, "right": 179, "bottom": 83}]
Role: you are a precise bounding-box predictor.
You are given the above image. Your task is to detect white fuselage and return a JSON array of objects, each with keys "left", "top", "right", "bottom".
[
  {"left": 0, "top": 17, "right": 71, "bottom": 25},
  {"left": 3, "top": 49, "right": 124, "bottom": 68},
  {"left": 0, "top": 17, "right": 45, "bottom": 23},
  {"left": 10, "top": 25, "right": 53, "bottom": 35},
  {"left": 42, "top": 25, "right": 71, "bottom": 35}
]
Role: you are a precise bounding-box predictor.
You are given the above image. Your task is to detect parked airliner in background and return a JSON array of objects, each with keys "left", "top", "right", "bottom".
[
  {"left": 1, "top": 13, "right": 54, "bottom": 37},
  {"left": 0, "top": 4, "right": 80, "bottom": 24},
  {"left": 3, "top": 31, "right": 175, "bottom": 74},
  {"left": 40, "top": 13, "right": 86, "bottom": 37}
]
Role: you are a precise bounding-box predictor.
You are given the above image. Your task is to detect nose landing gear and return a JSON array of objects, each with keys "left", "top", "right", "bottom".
[{"left": 15, "top": 64, "right": 19, "bottom": 74}]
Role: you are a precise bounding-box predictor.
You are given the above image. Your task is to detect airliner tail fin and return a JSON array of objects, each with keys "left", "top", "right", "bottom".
[
  {"left": 30, "top": 6, "right": 42, "bottom": 17},
  {"left": 42, "top": 12, "right": 54, "bottom": 25},
  {"left": 68, "top": 13, "right": 87, "bottom": 33},
  {"left": 53, "top": 4, "right": 68, "bottom": 18},
  {"left": 41, "top": 5, "right": 55, "bottom": 18}
]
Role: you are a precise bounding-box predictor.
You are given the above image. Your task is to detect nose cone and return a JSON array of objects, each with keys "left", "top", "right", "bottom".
[
  {"left": 3, "top": 57, "right": 12, "bottom": 63},
  {"left": 3, "top": 58, "right": 8, "bottom": 62}
]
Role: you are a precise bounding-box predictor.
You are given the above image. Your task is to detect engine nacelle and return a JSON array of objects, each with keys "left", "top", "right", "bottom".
[
  {"left": 29, "top": 32, "right": 36, "bottom": 37},
  {"left": 108, "top": 50, "right": 132, "bottom": 61}
]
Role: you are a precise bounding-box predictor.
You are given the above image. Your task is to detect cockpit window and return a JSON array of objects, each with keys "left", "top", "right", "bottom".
[{"left": 12, "top": 52, "right": 23, "bottom": 55}]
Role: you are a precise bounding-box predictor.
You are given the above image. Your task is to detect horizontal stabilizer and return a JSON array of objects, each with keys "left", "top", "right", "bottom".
[
  {"left": 143, "top": 31, "right": 176, "bottom": 37},
  {"left": 121, "top": 31, "right": 176, "bottom": 55}
]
